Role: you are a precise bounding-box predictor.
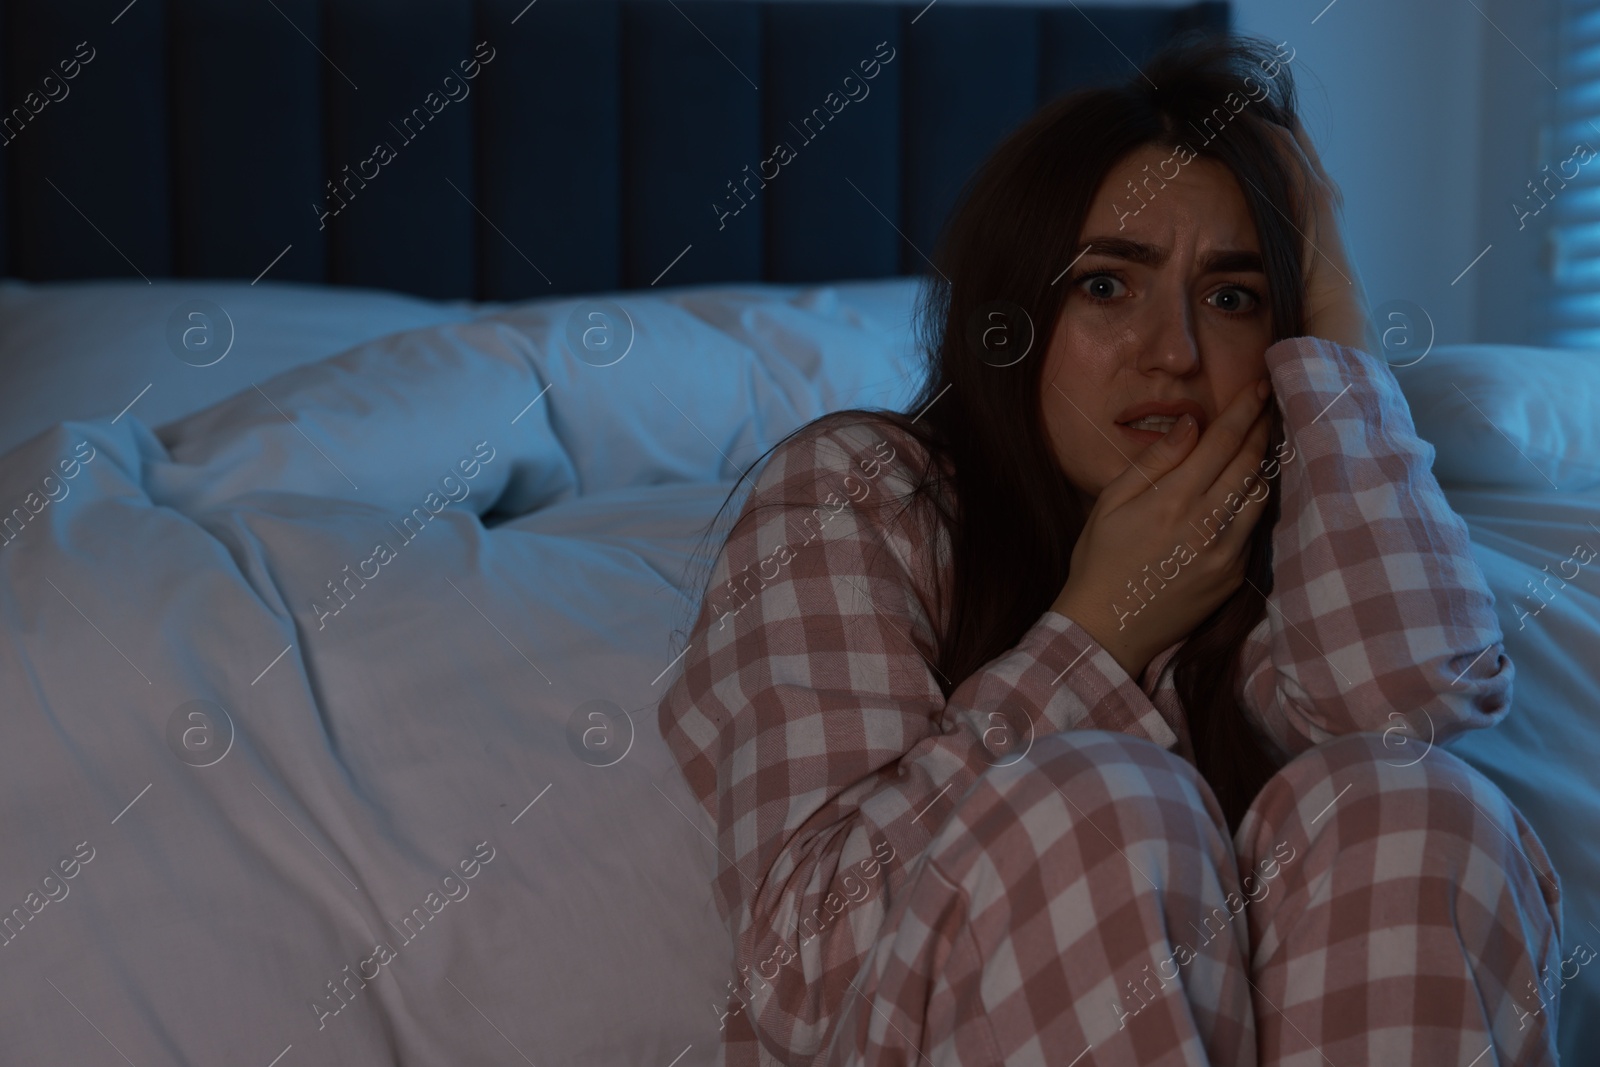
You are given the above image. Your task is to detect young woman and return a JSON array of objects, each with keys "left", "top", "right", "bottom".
[{"left": 660, "top": 34, "right": 1562, "bottom": 1066}]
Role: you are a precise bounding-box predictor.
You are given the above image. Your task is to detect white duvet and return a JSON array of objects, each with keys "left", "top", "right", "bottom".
[
  {"left": 0, "top": 277, "right": 1593, "bottom": 1065},
  {"left": 0, "top": 279, "right": 920, "bottom": 1066}
]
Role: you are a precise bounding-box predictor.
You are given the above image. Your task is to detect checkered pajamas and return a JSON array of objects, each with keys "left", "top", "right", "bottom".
[{"left": 658, "top": 336, "right": 1562, "bottom": 1065}]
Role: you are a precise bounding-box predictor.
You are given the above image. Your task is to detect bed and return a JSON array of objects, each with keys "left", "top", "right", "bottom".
[{"left": 0, "top": 2, "right": 1594, "bottom": 1065}]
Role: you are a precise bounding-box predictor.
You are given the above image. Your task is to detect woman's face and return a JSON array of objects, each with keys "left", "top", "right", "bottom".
[{"left": 1040, "top": 143, "right": 1275, "bottom": 500}]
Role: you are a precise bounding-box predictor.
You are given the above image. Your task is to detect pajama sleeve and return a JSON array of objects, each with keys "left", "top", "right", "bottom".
[
  {"left": 1217, "top": 336, "right": 1514, "bottom": 760},
  {"left": 657, "top": 415, "right": 1176, "bottom": 1062}
]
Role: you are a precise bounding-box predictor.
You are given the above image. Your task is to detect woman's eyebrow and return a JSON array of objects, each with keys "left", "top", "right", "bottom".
[{"left": 1077, "top": 236, "right": 1265, "bottom": 274}]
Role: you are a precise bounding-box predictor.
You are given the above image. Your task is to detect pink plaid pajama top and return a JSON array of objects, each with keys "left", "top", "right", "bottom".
[{"left": 659, "top": 336, "right": 1561, "bottom": 1065}]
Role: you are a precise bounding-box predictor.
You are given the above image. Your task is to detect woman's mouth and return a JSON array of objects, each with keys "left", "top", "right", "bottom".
[
  {"left": 1117, "top": 420, "right": 1172, "bottom": 445},
  {"left": 1113, "top": 400, "right": 1206, "bottom": 444},
  {"left": 1122, "top": 415, "right": 1180, "bottom": 433}
]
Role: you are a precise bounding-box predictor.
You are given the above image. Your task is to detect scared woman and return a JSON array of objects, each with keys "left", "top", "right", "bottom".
[{"left": 660, "top": 33, "right": 1561, "bottom": 1067}]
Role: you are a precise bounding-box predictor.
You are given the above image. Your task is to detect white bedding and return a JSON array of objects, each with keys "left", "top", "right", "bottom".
[
  {"left": 0, "top": 276, "right": 921, "bottom": 1066},
  {"left": 0, "top": 278, "right": 1593, "bottom": 1065},
  {"left": 0, "top": 279, "right": 486, "bottom": 459}
]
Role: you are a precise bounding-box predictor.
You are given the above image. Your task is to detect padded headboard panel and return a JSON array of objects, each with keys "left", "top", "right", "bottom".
[{"left": 0, "top": 0, "right": 1228, "bottom": 300}]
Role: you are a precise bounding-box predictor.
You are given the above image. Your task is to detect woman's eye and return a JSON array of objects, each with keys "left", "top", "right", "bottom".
[
  {"left": 1077, "top": 273, "right": 1126, "bottom": 302},
  {"left": 1207, "top": 285, "right": 1262, "bottom": 315}
]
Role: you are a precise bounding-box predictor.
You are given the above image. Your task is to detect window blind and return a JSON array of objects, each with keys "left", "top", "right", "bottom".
[{"left": 1548, "top": 0, "right": 1600, "bottom": 345}]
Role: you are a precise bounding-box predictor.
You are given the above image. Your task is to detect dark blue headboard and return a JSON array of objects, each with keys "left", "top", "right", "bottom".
[{"left": 1, "top": 0, "right": 1228, "bottom": 300}]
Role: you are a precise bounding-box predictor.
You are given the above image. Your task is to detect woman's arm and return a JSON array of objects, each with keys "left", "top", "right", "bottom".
[
  {"left": 1234, "top": 335, "right": 1513, "bottom": 758},
  {"left": 658, "top": 416, "right": 1174, "bottom": 1060},
  {"left": 1201, "top": 118, "right": 1511, "bottom": 758}
]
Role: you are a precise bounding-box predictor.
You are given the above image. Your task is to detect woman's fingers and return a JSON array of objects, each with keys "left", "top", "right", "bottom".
[
  {"left": 1156, "top": 378, "right": 1270, "bottom": 500},
  {"left": 1287, "top": 120, "right": 1339, "bottom": 202},
  {"left": 1194, "top": 404, "right": 1274, "bottom": 553},
  {"left": 1261, "top": 121, "right": 1312, "bottom": 215},
  {"left": 1263, "top": 118, "right": 1344, "bottom": 228},
  {"left": 1263, "top": 117, "right": 1373, "bottom": 350},
  {"left": 1057, "top": 383, "right": 1275, "bottom": 676},
  {"left": 1202, "top": 396, "right": 1273, "bottom": 503},
  {"left": 1095, "top": 411, "right": 1200, "bottom": 512}
]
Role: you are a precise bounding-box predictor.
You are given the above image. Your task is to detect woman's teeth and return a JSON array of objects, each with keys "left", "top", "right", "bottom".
[{"left": 1125, "top": 415, "right": 1179, "bottom": 432}]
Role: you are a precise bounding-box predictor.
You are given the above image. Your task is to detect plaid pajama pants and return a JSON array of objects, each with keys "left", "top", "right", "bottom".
[{"left": 822, "top": 729, "right": 1563, "bottom": 1066}]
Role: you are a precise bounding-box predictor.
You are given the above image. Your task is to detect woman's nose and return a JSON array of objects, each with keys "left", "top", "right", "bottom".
[{"left": 1135, "top": 290, "right": 1201, "bottom": 375}]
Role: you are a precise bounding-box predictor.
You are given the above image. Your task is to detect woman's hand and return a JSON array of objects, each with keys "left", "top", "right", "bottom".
[
  {"left": 1266, "top": 118, "right": 1376, "bottom": 354},
  {"left": 1051, "top": 380, "right": 1274, "bottom": 680}
]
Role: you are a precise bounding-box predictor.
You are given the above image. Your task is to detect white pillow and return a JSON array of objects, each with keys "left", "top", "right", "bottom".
[
  {"left": 0, "top": 278, "right": 483, "bottom": 459},
  {"left": 149, "top": 279, "right": 925, "bottom": 519},
  {"left": 1393, "top": 344, "right": 1600, "bottom": 491}
]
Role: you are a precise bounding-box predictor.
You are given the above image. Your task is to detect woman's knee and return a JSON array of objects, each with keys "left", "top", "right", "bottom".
[
  {"left": 1247, "top": 730, "right": 1532, "bottom": 846},
  {"left": 929, "top": 729, "right": 1230, "bottom": 886},
  {"left": 1239, "top": 731, "right": 1561, "bottom": 925},
  {"left": 985, "top": 728, "right": 1214, "bottom": 816}
]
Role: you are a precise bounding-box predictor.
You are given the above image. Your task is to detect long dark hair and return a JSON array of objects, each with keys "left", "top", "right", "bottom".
[{"left": 672, "top": 33, "right": 1308, "bottom": 833}]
